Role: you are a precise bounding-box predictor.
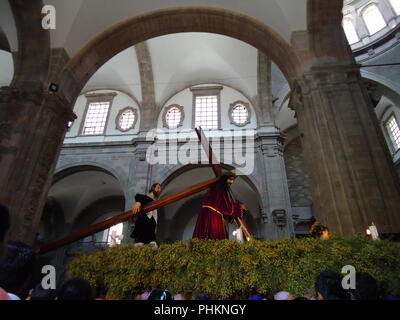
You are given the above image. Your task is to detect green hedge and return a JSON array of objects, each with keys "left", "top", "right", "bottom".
[{"left": 67, "top": 236, "right": 400, "bottom": 299}]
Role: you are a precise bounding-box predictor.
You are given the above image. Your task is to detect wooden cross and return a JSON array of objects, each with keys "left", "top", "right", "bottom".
[{"left": 39, "top": 127, "right": 251, "bottom": 254}]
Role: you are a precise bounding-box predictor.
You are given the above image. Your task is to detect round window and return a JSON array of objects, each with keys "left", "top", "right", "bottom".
[
  {"left": 231, "top": 104, "right": 249, "bottom": 126},
  {"left": 118, "top": 109, "right": 136, "bottom": 131},
  {"left": 165, "top": 106, "right": 182, "bottom": 129}
]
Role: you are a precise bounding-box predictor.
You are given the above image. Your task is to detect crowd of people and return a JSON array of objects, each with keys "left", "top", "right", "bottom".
[{"left": 1, "top": 203, "right": 398, "bottom": 301}]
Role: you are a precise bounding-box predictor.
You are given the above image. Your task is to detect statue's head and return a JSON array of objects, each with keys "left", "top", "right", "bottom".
[{"left": 221, "top": 170, "right": 237, "bottom": 186}]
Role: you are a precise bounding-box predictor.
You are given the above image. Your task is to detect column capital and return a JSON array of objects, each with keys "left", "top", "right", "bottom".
[
  {"left": 0, "top": 86, "right": 76, "bottom": 124},
  {"left": 289, "top": 64, "right": 363, "bottom": 111},
  {"left": 299, "top": 64, "right": 362, "bottom": 93}
]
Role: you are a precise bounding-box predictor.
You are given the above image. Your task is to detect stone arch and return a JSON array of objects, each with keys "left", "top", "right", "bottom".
[
  {"left": 59, "top": 7, "right": 302, "bottom": 104},
  {"left": 55, "top": 163, "right": 124, "bottom": 185},
  {"left": 361, "top": 71, "right": 400, "bottom": 98},
  {"left": 50, "top": 164, "right": 127, "bottom": 238}
]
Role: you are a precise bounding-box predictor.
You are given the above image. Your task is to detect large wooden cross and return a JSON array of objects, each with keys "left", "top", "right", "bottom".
[{"left": 39, "top": 128, "right": 251, "bottom": 254}]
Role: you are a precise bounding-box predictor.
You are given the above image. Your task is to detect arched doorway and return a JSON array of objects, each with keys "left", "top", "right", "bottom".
[
  {"left": 43, "top": 165, "right": 126, "bottom": 250},
  {"left": 39, "top": 165, "right": 126, "bottom": 283}
]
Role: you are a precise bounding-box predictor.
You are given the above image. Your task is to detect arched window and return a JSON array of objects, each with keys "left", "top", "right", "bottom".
[
  {"left": 385, "top": 114, "right": 400, "bottom": 151},
  {"left": 389, "top": 0, "right": 400, "bottom": 15},
  {"left": 362, "top": 4, "right": 386, "bottom": 35},
  {"left": 342, "top": 18, "right": 360, "bottom": 44}
]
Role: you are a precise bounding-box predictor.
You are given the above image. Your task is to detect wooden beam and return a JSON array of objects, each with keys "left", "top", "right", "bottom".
[
  {"left": 195, "top": 127, "right": 222, "bottom": 177},
  {"left": 39, "top": 176, "right": 220, "bottom": 255}
]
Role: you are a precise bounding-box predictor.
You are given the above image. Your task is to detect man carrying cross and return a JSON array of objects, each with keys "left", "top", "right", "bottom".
[
  {"left": 38, "top": 128, "right": 251, "bottom": 255},
  {"left": 192, "top": 170, "right": 246, "bottom": 240}
]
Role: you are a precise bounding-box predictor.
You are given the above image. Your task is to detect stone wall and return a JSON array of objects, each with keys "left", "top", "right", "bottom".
[{"left": 284, "top": 137, "right": 313, "bottom": 207}]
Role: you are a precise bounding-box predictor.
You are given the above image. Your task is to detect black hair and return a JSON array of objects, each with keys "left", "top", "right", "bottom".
[
  {"left": 57, "top": 278, "right": 93, "bottom": 300},
  {"left": 211, "top": 172, "right": 237, "bottom": 191},
  {"left": 315, "top": 270, "right": 350, "bottom": 300},
  {"left": 149, "top": 183, "right": 161, "bottom": 194},
  {"left": 29, "top": 283, "right": 57, "bottom": 301},
  {"left": 0, "top": 241, "right": 36, "bottom": 295},
  {"left": 148, "top": 288, "right": 173, "bottom": 300},
  {"left": 310, "top": 221, "right": 329, "bottom": 238},
  {"left": 0, "top": 204, "right": 10, "bottom": 242},
  {"left": 350, "top": 272, "right": 380, "bottom": 300}
]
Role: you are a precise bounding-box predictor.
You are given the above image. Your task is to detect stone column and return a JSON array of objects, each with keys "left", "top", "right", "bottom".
[
  {"left": 256, "top": 127, "right": 295, "bottom": 240},
  {"left": 290, "top": 65, "right": 400, "bottom": 235},
  {"left": 257, "top": 51, "right": 274, "bottom": 125},
  {"left": 122, "top": 137, "right": 154, "bottom": 242},
  {"left": 0, "top": 87, "right": 75, "bottom": 244}
]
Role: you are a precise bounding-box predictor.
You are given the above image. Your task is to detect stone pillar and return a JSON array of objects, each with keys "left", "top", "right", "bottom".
[
  {"left": 0, "top": 87, "right": 75, "bottom": 244},
  {"left": 290, "top": 65, "right": 400, "bottom": 235},
  {"left": 257, "top": 51, "right": 274, "bottom": 125},
  {"left": 122, "top": 137, "right": 154, "bottom": 242},
  {"left": 256, "top": 127, "right": 295, "bottom": 240},
  {"left": 135, "top": 43, "right": 157, "bottom": 131}
]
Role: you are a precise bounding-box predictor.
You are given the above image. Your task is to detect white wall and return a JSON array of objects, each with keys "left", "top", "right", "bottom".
[
  {"left": 157, "top": 84, "right": 257, "bottom": 130},
  {"left": 65, "top": 89, "right": 141, "bottom": 143}
]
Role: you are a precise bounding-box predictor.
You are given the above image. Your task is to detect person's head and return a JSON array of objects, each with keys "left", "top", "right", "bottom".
[
  {"left": 274, "top": 291, "right": 294, "bottom": 300},
  {"left": 315, "top": 270, "right": 350, "bottom": 300},
  {"left": 0, "top": 204, "right": 10, "bottom": 263},
  {"left": 149, "top": 183, "right": 162, "bottom": 197},
  {"left": 173, "top": 293, "right": 186, "bottom": 300},
  {"left": 29, "top": 283, "right": 57, "bottom": 301},
  {"left": 310, "top": 222, "right": 329, "bottom": 239},
  {"left": 57, "top": 278, "right": 93, "bottom": 300},
  {"left": 148, "top": 288, "right": 172, "bottom": 300},
  {"left": 349, "top": 272, "right": 380, "bottom": 300},
  {"left": 248, "top": 294, "right": 263, "bottom": 300},
  {"left": 196, "top": 292, "right": 210, "bottom": 300},
  {"left": 0, "top": 241, "right": 36, "bottom": 297}
]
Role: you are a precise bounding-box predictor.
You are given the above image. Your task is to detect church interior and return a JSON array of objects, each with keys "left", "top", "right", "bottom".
[{"left": 1, "top": 0, "right": 400, "bottom": 299}]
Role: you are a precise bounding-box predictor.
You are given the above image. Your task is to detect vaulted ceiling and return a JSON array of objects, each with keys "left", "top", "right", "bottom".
[{"left": 41, "top": 0, "right": 308, "bottom": 57}]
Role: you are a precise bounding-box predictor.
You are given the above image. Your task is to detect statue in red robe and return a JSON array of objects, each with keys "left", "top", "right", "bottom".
[{"left": 192, "top": 171, "right": 244, "bottom": 240}]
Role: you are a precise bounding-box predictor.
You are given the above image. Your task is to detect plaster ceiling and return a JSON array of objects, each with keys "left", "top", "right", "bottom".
[
  {"left": 43, "top": 0, "right": 308, "bottom": 57},
  {"left": 147, "top": 33, "right": 258, "bottom": 105},
  {"left": 83, "top": 46, "right": 142, "bottom": 101},
  {"left": 83, "top": 31, "right": 293, "bottom": 130}
]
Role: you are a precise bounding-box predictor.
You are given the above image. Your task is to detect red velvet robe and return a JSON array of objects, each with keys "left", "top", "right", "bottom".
[{"left": 192, "top": 183, "right": 243, "bottom": 240}]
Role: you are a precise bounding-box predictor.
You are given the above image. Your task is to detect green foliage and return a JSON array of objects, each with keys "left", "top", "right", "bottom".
[{"left": 67, "top": 236, "right": 400, "bottom": 299}]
